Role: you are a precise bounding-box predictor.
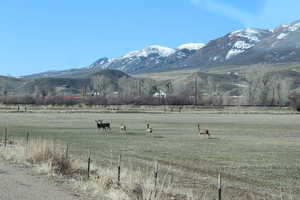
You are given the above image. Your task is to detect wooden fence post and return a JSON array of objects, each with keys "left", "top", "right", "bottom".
[
  {"left": 87, "top": 149, "right": 91, "bottom": 179},
  {"left": 170, "top": 174, "right": 174, "bottom": 184},
  {"left": 110, "top": 149, "right": 113, "bottom": 168},
  {"left": 52, "top": 139, "right": 56, "bottom": 154},
  {"left": 218, "top": 172, "right": 222, "bottom": 200},
  {"left": 117, "top": 154, "right": 121, "bottom": 186},
  {"left": 154, "top": 161, "right": 159, "bottom": 198},
  {"left": 26, "top": 132, "right": 30, "bottom": 144},
  {"left": 4, "top": 128, "right": 7, "bottom": 148},
  {"left": 65, "top": 144, "right": 69, "bottom": 160},
  {"left": 280, "top": 188, "right": 284, "bottom": 200}
]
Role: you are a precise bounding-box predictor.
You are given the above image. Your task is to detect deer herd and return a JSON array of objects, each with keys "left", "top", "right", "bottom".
[{"left": 94, "top": 120, "right": 211, "bottom": 138}]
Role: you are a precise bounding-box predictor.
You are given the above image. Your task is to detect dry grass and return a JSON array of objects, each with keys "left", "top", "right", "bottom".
[
  {"left": 0, "top": 138, "right": 291, "bottom": 200},
  {"left": 0, "top": 139, "right": 180, "bottom": 200}
]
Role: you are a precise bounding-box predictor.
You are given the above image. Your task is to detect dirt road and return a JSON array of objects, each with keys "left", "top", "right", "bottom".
[{"left": 0, "top": 163, "right": 87, "bottom": 200}]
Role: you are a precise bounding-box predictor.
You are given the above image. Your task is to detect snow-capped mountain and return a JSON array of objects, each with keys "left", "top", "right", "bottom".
[
  {"left": 122, "top": 45, "right": 175, "bottom": 58},
  {"left": 88, "top": 57, "right": 112, "bottom": 69},
  {"left": 89, "top": 44, "right": 202, "bottom": 73},
  {"left": 178, "top": 20, "right": 300, "bottom": 69},
  {"left": 180, "top": 28, "right": 272, "bottom": 68},
  {"left": 225, "top": 28, "right": 271, "bottom": 60},
  {"left": 23, "top": 19, "right": 300, "bottom": 78},
  {"left": 177, "top": 43, "right": 205, "bottom": 50},
  {"left": 223, "top": 20, "right": 300, "bottom": 66}
]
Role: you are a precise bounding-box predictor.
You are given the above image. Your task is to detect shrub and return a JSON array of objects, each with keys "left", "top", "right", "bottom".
[
  {"left": 289, "top": 92, "right": 300, "bottom": 111},
  {"left": 25, "top": 139, "right": 74, "bottom": 175},
  {"left": 84, "top": 96, "right": 108, "bottom": 105}
]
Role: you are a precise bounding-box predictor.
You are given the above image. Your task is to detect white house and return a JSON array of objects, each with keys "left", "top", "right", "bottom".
[{"left": 153, "top": 90, "right": 167, "bottom": 98}]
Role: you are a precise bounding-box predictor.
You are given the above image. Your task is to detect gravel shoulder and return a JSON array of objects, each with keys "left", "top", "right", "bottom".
[{"left": 0, "top": 162, "right": 88, "bottom": 200}]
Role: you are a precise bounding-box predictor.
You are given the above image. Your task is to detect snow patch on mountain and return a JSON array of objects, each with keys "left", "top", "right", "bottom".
[
  {"left": 226, "top": 49, "right": 245, "bottom": 60},
  {"left": 122, "top": 45, "right": 175, "bottom": 59},
  {"left": 230, "top": 28, "right": 261, "bottom": 42},
  {"left": 280, "top": 24, "right": 289, "bottom": 28},
  {"left": 177, "top": 43, "right": 205, "bottom": 50},
  {"left": 225, "top": 41, "right": 254, "bottom": 60},
  {"left": 277, "top": 33, "right": 288, "bottom": 40},
  {"left": 233, "top": 41, "right": 255, "bottom": 49},
  {"left": 288, "top": 22, "right": 300, "bottom": 32}
]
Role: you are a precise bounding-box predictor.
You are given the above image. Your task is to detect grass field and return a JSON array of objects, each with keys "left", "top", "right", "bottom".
[{"left": 1, "top": 110, "right": 300, "bottom": 199}]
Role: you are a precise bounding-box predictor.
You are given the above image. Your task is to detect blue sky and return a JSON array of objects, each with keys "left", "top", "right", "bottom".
[{"left": 1, "top": 0, "right": 300, "bottom": 76}]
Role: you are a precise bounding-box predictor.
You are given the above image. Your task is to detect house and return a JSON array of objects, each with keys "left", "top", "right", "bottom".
[{"left": 153, "top": 90, "right": 167, "bottom": 98}]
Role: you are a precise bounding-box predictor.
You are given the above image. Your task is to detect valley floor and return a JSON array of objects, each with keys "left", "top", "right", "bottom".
[{"left": 0, "top": 107, "right": 299, "bottom": 199}]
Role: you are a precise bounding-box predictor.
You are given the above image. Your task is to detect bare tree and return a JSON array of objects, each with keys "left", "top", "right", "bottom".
[
  {"left": 165, "top": 81, "right": 173, "bottom": 96},
  {"left": 243, "top": 66, "right": 295, "bottom": 106},
  {"left": 138, "top": 79, "right": 144, "bottom": 97},
  {"left": 119, "top": 77, "right": 136, "bottom": 98},
  {"left": 278, "top": 78, "right": 293, "bottom": 106},
  {"left": 194, "top": 76, "right": 198, "bottom": 105},
  {"left": 91, "top": 75, "right": 112, "bottom": 97},
  {"left": 289, "top": 92, "right": 300, "bottom": 111},
  {"left": 244, "top": 66, "right": 271, "bottom": 105}
]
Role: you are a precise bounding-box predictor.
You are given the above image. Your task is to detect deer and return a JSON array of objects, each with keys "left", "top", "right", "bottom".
[
  {"left": 146, "top": 123, "right": 153, "bottom": 136},
  {"left": 197, "top": 123, "right": 210, "bottom": 138},
  {"left": 120, "top": 124, "right": 127, "bottom": 136},
  {"left": 95, "top": 120, "right": 111, "bottom": 136}
]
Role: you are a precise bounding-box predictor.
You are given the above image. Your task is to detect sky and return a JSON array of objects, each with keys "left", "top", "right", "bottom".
[{"left": 1, "top": 0, "right": 300, "bottom": 76}]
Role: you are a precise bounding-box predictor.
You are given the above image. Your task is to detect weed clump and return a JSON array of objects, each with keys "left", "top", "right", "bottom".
[{"left": 24, "top": 139, "right": 73, "bottom": 175}]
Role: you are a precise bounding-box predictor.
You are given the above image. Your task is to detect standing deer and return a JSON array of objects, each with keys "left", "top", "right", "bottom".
[
  {"left": 146, "top": 123, "right": 153, "bottom": 136},
  {"left": 95, "top": 120, "right": 111, "bottom": 136},
  {"left": 120, "top": 124, "right": 127, "bottom": 136},
  {"left": 197, "top": 123, "right": 210, "bottom": 138}
]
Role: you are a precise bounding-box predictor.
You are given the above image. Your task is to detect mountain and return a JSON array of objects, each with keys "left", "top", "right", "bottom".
[
  {"left": 20, "top": 19, "right": 300, "bottom": 78},
  {"left": 98, "top": 45, "right": 175, "bottom": 73},
  {"left": 24, "top": 44, "right": 202, "bottom": 78},
  {"left": 184, "top": 20, "right": 300, "bottom": 69},
  {"left": 227, "top": 21, "right": 300, "bottom": 65},
  {"left": 89, "top": 44, "right": 205, "bottom": 74},
  {"left": 177, "top": 43, "right": 206, "bottom": 50},
  {"left": 181, "top": 28, "right": 272, "bottom": 68}
]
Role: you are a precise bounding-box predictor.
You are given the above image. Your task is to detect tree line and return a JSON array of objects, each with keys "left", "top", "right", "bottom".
[{"left": 1, "top": 67, "right": 300, "bottom": 111}]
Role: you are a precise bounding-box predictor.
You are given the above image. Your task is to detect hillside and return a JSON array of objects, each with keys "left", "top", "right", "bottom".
[
  {"left": 4, "top": 69, "right": 137, "bottom": 96},
  {"left": 0, "top": 76, "right": 25, "bottom": 95},
  {"left": 2, "top": 66, "right": 300, "bottom": 107},
  {"left": 168, "top": 68, "right": 300, "bottom": 105},
  {"left": 173, "top": 71, "right": 246, "bottom": 97}
]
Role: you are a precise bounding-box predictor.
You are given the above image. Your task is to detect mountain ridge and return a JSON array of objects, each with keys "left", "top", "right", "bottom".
[{"left": 18, "top": 19, "right": 300, "bottom": 78}]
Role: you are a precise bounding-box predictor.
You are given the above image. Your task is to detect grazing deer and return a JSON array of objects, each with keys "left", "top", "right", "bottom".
[
  {"left": 197, "top": 123, "right": 210, "bottom": 138},
  {"left": 120, "top": 124, "right": 127, "bottom": 136},
  {"left": 146, "top": 123, "right": 153, "bottom": 136},
  {"left": 95, "top": 120, "right": 111, "bottom": 135}
]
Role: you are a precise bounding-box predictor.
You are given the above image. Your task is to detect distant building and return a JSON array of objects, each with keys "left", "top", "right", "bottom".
[
  {"left": 227, "top": 71, "right": 239, "bottom": 76},
  {"left": 153, "top": 90, "right": 167, "bottom": 98}
]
